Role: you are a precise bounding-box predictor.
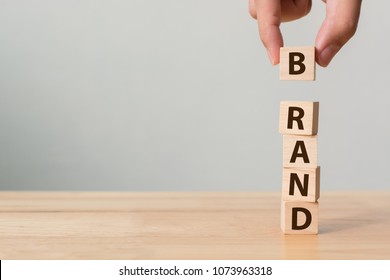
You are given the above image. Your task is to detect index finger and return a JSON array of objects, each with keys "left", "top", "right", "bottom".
[{"left": 255, "top": 0, "right": 283, "bottom": 65}]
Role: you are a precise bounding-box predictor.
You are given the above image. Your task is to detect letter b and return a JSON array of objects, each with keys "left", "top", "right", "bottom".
[
  {"left": 289, "top": 52, "right": 306, "bottom": 75},
  {"left": 280, "top": 46, "right": 315, "bottom": 81}
]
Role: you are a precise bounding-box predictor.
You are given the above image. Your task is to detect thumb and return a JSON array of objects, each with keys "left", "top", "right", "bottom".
[{"left": 315, "top": 0, "right": 362, "bottom": 67}]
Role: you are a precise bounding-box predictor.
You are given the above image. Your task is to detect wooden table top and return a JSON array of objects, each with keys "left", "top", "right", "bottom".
[{"left": 1, "top": 191, "right": 389, "bottom": 260}]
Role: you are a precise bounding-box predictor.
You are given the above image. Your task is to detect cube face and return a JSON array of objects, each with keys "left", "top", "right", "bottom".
[
  {"left": 283, "top": 135, "right": 318, "bottom": 168},
  {"left": 282, "top": 167, "right": 320, "bottom": 202},
  {"left": 280, "top": 46, "right": 316, "bottom": 81},
  {"left": 281, "top": 201, "right": 318, "bottom": 234},
  {"left": 279, "top": 101, "right": 319, "bottom": 135}
]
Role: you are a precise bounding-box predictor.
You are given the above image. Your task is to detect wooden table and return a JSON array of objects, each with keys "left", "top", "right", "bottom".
[{"left": 1, "top": 191, "right": 389, "bottom": 259}]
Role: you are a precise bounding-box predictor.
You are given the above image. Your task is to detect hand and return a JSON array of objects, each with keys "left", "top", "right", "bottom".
[{"left": 249, "top": 0, "right": 362, "bottom": 67}]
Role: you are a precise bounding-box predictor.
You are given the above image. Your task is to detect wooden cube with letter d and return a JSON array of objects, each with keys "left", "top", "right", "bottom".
[{"left": 281, "top": 201, "right": 318, "bottom": 234}]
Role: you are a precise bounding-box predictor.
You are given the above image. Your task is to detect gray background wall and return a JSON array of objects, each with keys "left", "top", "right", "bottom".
[{"left": 0, "top": 1, "right": 387, "bottom": 191}]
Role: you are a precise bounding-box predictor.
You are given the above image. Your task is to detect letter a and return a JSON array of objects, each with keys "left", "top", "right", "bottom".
[{"left": 290, "top": 141, "right": 310, "bottom": 163}]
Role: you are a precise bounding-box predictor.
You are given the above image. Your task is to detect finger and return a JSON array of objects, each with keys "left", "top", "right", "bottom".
[
  {"left": 249, "top": 0, "right": 257, "bottom": 19},
  {"left": 255, "top": 0, "right": 283, "bottom": 65},
  {"left": 280, "top": 0, "right": 312, "bottom": 22},
  {"left": 315, "top": 0, "right": 362, "bottom": 67},
  {"left": 251, "top": 0, "right": 312, "bottom": 22}
]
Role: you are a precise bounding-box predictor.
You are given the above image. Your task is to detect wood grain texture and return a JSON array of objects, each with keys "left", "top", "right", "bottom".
[
  {"left": 280, "top": 46, "right": 316, "bottom": 81},
  {"left": 279, "top": 101, "right": 319, "bottom": 135},
  {"left": 1, "top": 191, "right": 390, "bottom": 260}
]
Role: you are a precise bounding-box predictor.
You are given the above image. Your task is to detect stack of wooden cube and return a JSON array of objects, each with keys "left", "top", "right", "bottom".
[{"left": 279, "top": 46, "right": 320, "bottom": 234}]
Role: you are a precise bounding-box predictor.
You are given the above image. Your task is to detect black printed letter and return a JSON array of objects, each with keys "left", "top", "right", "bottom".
[
  {"left": 287, "top": 107, "right": 305, "bottom": 130},
  {"left": 292, "top": 207, "right": 312, "bottom": 230},
  {"left": 289, "top": 173, "right": 309, "bottom": 196},
  {"left": 290, "top": 141, "right": 310, "bottom": 163},
  {"left": 289, "top": 52, "right": 306, "bottom": 75}
]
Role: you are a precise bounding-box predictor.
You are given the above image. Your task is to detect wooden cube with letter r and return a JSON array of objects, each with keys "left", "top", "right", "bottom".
[{"left": 279, "top": 101, "right": 319, "bottom": 135}]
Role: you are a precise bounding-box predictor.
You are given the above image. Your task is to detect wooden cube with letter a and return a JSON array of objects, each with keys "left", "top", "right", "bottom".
[
  {"left": 279, "top": 101, "right": 319, "bottom": 135},
  {"left": 282, "top": 167, "right": 320, "bottom": 202},
  {"left": 283, "top": 135, "right": 318, "bottom": 168},
  {"left": 281, "top": 201, "right": 318, "bottom": 234},
  {"left": 280, "top": 46, "right": 316, "bottom": 81}
]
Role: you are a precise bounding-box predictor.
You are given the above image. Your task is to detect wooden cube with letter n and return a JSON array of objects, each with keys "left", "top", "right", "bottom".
[
  {"left": 282, "top": 167, "right": 320, "bottom": 202},
  {"left": 279, "top": 100, "right": 320, "bottom": 234},
  {"left": 280, "top": 46, "right": 316, "bottom": 81}
]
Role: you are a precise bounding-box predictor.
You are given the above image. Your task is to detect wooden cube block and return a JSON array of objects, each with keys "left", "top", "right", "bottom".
[
  {"left": 282, "top": 167, "right": 320, "bottom": 202},
  {"left": 281, "top": 201, "right": 318, "bottom": 234},
  {"left": 280, "top": 46, "right": 315, "bottom": 81},
  {"left": 279, "top": 101, "right": 319, "bottom": 135},
  {"left": 283, "top": 135, "right": 317, "bottom": 168}
]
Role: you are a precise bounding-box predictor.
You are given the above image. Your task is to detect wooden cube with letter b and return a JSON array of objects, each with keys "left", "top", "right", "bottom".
[
  {"left": 280, "top": 46, "right": 316, "bottom": 81},
  {"left": 279, "top": 101, "right": 320, "bottom": 234}
]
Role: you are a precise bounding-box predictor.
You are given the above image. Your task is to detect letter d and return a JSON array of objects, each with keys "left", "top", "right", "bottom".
[{"left": 292, "top": 207, "right": 312, "bottom": 230}]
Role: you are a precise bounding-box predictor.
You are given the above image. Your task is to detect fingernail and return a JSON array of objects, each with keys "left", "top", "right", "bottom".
[
  {"left": 267, "top": 49, "right": 276, "bottom": 65},
  {"left": 318, "top": 45, "right": 340, "bottom": 67}
]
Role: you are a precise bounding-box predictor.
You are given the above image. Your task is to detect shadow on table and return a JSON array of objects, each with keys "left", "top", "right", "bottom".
[{"left": 320, "top": 212, "right": 387, "bottom": 234}]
